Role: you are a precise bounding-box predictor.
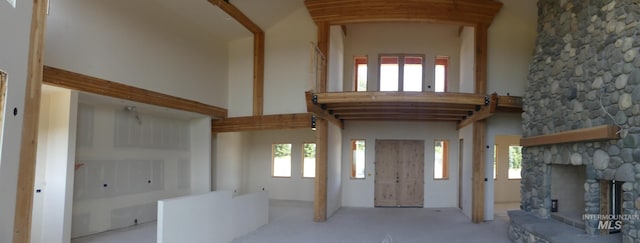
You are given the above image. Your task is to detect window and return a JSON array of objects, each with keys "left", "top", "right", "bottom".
[
  {"left": 434, "top": 140, "right": 449, "bottom": 179},
  {"left": 493, "top": 145, "right": 497, "bottom": 179},
  {"left": 379, "top": 55, "right": 424, "bottom": 92},
  {"left": 272, "top": 144, "right": 292, "bottom": 177},
  {"left": 302, "top": 143, "right": 316, "bottom": 178},
  {"left": 354, "top": 56, "right": 368, "bottom": 91},
  {"left": 351, "top": 140, "right": 366, "bottom": 179},
  {"left": 508, "top": 145, "right": 522, "bottom": 179},
  {"left": 435, "top": 57, "right": 448, "bottom": 92}
]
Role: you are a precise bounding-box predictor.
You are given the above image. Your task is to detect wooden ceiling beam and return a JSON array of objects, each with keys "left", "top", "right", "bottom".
[
  {"left": 304, "top": 0, "right": 503, "bottom": 26},
  {"left": 315, "top": 92, "right": 485, "bottom": 105},
  {"left": 211, "top": 113, "right": 312, "bottom": 133},
  {"left": 43, "top": 66, "right": 228, "bottom": 118},
  {"left": 305, "top": 91, "right": 344, "bottom": 129},
  {"left": 208, "top": 0, "right": 262, "bottom": 33},
  {"left": 457, "top": 93, "right": 497, "bottom": 130}
]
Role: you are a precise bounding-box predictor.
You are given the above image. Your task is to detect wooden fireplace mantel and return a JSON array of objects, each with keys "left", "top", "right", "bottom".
[{"left": 520, "top": 125, "right": 620, "bottom": 147}]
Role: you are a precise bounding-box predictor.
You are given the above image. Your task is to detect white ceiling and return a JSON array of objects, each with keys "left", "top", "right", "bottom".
[{"left": 153, "top": 0, "right": 306, "bottom": 42}]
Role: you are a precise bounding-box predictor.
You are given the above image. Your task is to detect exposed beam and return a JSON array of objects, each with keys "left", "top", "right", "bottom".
[
  {"left": 338, "top": 115, "right": 462, "bottom": 121},
  {"left": 457, "top": 93, "right": 497, "bottom": 129},
  {"left": 305, "top": 91, "right": 343, "bottom": 129},
  {"left": 471, "top": 120, "right": 486, "bottom": 223},
  {"left": 474, "top": 24, "right": 489, "bottom": 94},
  {"left": 314, "top": 119, "right": 328, "bottom": 222},
  {"left": 317, "top": 21, "right": 330, "bottom": 92},
  {"left": 304, "top": 0, "right": 503, "bottom": 26},
  {"left": 253, "top": 32, "right": 265, "bottom": 116},
  {"left": 207, "top": 0, "right": 265, "bottom": 116},
  {"left": 211, "top": 113, "right": 312, "bottom": 133},
  {"left": 14, "top": 0, "right": 48, "bottom": 241},
  {"left": 520, "top": 125, "right": 620, "bottom": 147},
  {"left": 315, "top": 92, "right": 486, "bottom": 105},
  {"left": 208, "top": 0, "right": 262, "bottom": 33},
  {"left": 43, "top": 66, "right": 227, "bottom": 118}
]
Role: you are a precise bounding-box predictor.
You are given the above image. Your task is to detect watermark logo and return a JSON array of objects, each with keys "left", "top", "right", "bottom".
[{"left": 583, "top": 214, "right": 639, "bottom": 230}]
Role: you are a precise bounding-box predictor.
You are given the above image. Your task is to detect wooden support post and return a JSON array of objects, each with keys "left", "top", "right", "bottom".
[
  {"left": 314, "top": 119, "right": 328, "bottom": 222},
  {"left": 317, "top": 22, "right": 330, "bottom": 92},
  {"left": 253, "top": 31, "right": 265, "bottom": 116},
  {"left": 471, "top": 120, "right": 486, "bottom": 223},
  {"left": 470, "top": 23, "right": 489, "bottom": 224},
  {"left": 13, "top": 0, "right": 48, "bottom": 242}
]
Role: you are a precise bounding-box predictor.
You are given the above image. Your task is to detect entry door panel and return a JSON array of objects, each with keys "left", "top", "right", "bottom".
[{"left": 375, "top": 140, "right": 424, "bottom": 207}]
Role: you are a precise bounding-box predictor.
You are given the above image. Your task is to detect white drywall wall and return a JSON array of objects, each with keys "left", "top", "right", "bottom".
[
  {"left": 72, "top": 101, "right": 207, "bottom": 237},
  {"left": 328, "top": 26, "right": 345, "bottom": 92},
  {"left": 341, "top": 121, "right": 459, "bottom": 208},
  {"left": 263, "top": 8, "right": 317, "bottom": 114},
  {"left": 246, "top": 129, "right": 315, "bottom": 201},
  {"left": 327, "top": 123, "right": 343, "bottom": 216},
  {"left": 487, "top": 0, "right": 537, "bottom": 96},
  {"left": 459, "top": 27, "right": 475, "bottom": 93},
  {"left": 31, "top": 88, "right": 78, "bottom": 243},
  {"left": 227, "top": 37, "right": 254, "bottom": 117},
  {"left": 44, "top": 0, "right": 228, "bottom": 107},
  {"left": 0, "top": 0, "right": 33, "bottom": 241},
  {"left": 190, "top": 117, "right": 212, "bottom": 194},
  {"left": 458, "top": 125, "right": 474, "bottom": 218},
  {"left": 342, "top": 23, "right": 461, "bottom": 92},
  {"left": 158, "top": 191, "right": 268, "bottom": 243},
  {"left": 215, "top": 132, "right": 247, "bottom": 195}
]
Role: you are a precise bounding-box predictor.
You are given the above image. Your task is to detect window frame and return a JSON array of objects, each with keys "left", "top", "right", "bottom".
[
  {"left": 354, "top": 56, "right": 368, "bottom": 92},
  {"left": 435, "top": 56, "right": 449, "bottom": 92},
  {"left": 271, "top": 143, "right": 292, "bottom": 178},
  {"left": 350, "top": 139, "right": 366, "bottom": 179},
  {"left": 433, "top": 139, "right": 449, "bottom": 180},
  {"left": 301, "top": 142, "right": 316, "bottom": 179},
  {"left": 507, "top": 145, "right": 522, "bottom": 180},
  {"left": 378, "top": 54, "right": 426, "bottom": 92}
]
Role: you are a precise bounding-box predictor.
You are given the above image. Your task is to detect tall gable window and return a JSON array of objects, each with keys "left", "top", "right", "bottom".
[
  {"left": 354, "top": 56, "right": 368, "bottom": 91},
  {"left": 379, "top": 55, "right": 424, "bottom": 92},
  {"left": 435, "top": 57, "right": 448, "bottom": 92}
]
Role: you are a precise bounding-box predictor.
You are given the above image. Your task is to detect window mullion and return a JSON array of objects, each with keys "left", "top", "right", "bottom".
[{"left": 398, "top": 55, "right": 405, "bottom": 92}]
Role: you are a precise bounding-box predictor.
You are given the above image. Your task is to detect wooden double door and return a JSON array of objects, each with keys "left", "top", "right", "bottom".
[{"left": 374, "top": 140, "right": 424, "bottom": 207}]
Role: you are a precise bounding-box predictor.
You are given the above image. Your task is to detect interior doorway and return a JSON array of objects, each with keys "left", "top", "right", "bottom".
[
  {"left": 374, "top": 140, "right": 424, "bottom": 207},
  {"left": 493, "top": 135, "right": 522, "bottom": 219}
]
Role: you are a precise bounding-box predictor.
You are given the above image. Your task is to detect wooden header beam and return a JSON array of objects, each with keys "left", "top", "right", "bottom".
[
  {"left": 304, "top": 0, "right": 503, "bottom": 26},
  {"left": 457, "top": 93, "right": 497, "bottom": 129},
  {"left": 211, "top": 113, "right": 312, "bottom": 133},
  {"left": 520, "top": 125, "right": 620, "bottom": 147},
  {"left": 43, "top": 66, "right": 228, "bottom": 118},
  {"left": 315, "top": 92, "right": 486, "bottom": 105}
]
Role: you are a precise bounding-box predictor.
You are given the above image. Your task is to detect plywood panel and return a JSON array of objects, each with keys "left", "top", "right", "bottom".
[
  {"left": 398, "top": 140, "right": 425, "bottom": 207},
  {"left": 374, "top": 140, "right": 399, "bottom": 207}
]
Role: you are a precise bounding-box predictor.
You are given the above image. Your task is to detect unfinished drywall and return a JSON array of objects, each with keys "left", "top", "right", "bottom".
[
  {"left": 72, "top": 100, "right": 210, "bottom": 238},
  {"left": 341, "top": 121, "right": 459, "bottom": 208},
  {"left": 327, "top": 123, "right": 343, "bottom": 216},
  {"left": 328, "top": 26, "right": 345, "bottom": 92},
  {"left": 486, "top": 0, "right": 537, "bottom": 96},
  {"left": 215, "top": 132, "right": 248, "bottom": 195},
  {"left": 263, "top": 8, "right": 317, "bottom": 114},
  {"left": 459, "top": 27, "right": 475, "bottom": 93},
  {"left": 44, "top": 0, "right": 228, "bottom": 107},
  {"left": 0, "top": 0, "right": 33, "bottom": 241},
  {"left": 458, "top": 125, "right": 474, "bottom": 218},
  {"left": 158, "top": 191, "right": 267, "bottom": 243},
  {"left": 31, "top": 88, "right": 78, "bottom": 243},
  {"left": 227, "top": 36, "right": 254, "bottom": 117},
  {"left": 246, "top": 129, "right": 315, "bottom": 201},
  {"left": 343, "top": 23, "right": 461, "bottom": 92}
]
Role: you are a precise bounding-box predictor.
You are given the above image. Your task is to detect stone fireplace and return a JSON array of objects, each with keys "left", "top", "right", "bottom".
[{"left": 511, "top": 0, "right": 640, "bottom": 242}]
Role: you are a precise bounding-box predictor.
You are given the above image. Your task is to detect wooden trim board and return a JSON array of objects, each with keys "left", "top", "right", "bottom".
[
  {"left": 212, "top": 113, "right": 312, "bottom": 133},
  {"left": 43, "top": 66, "right": 227, "bottom": 118},
  {"left": 520, "top": 125, "right": 620, "bottom": 147},
  {"left": 14, "top": 0, "right": 48, "bottom": 241}
]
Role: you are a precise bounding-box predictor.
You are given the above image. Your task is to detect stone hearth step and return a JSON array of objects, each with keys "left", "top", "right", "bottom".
[{"left": 508, "top": 210, "right": 621, "bottom": 243}]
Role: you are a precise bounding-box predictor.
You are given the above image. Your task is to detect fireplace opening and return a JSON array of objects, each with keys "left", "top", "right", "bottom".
[{"left": 550, "top": 164, "right": 586, "bottom": 229}]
